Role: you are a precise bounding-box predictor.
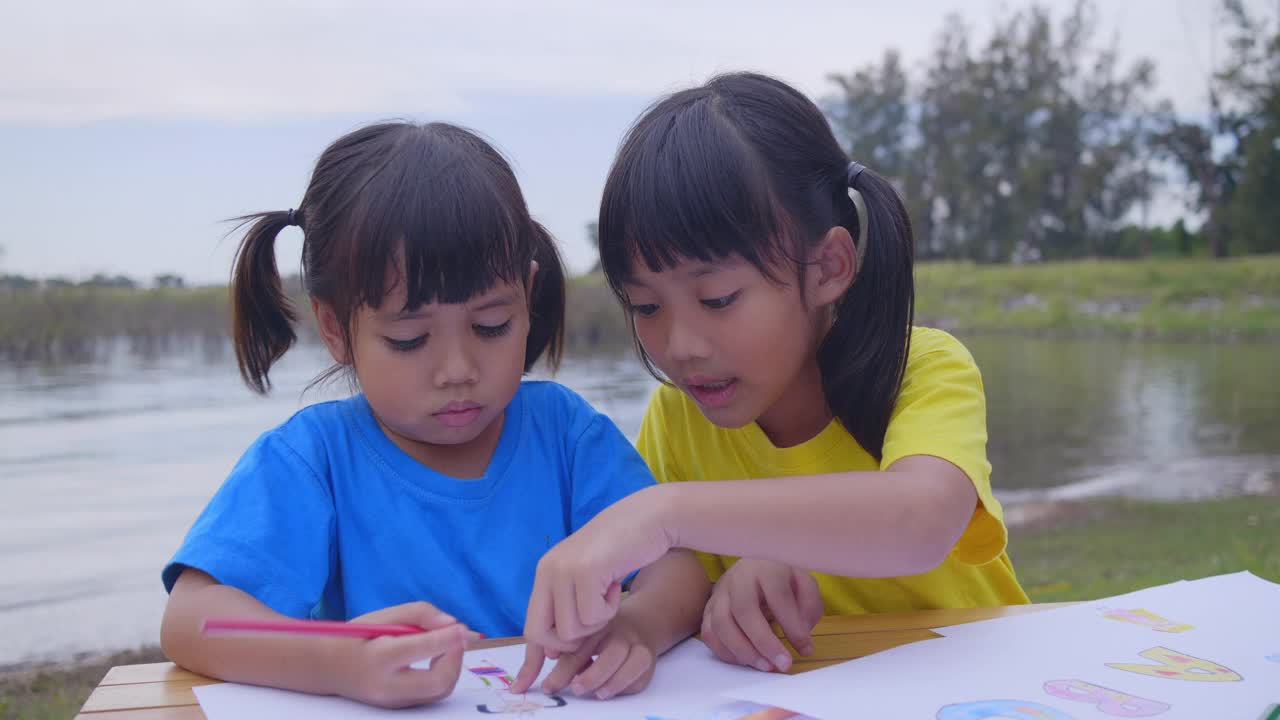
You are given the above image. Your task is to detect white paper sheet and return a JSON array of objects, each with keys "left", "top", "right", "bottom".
[
  {"left": 194, "top": 637, "right": 769, "bottom": 719},
  {"left": 725, "top": 573, "right": 1280, "bottom": 719},
  {"left": 936, "top": 572, "right": 1279, "bottom": 642}
]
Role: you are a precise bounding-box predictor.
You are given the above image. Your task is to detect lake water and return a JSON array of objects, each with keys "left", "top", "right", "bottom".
[{"left": 1, "top": 334, "right": 1277, "bottom": 666}]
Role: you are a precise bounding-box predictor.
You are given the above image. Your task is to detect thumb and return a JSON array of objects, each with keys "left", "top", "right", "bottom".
[
  {"left": 384, "top": 623, "right": 468, "bottom": 669},
  {"left": 359, "top": 600, "right": 459, "bottom": 631}
]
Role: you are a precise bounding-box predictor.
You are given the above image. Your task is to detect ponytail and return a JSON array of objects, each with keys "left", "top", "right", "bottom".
[
  {"left": 818, "top": 167, "right": 915, "bottom": 460},
  {"left": 230, "top": 210, "right": 299, "bottom": 394},
  {"left": 524, "top": 221, "right": 566, "bottom": 372}
]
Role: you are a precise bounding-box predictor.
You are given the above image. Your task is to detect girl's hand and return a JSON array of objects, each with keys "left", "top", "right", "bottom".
[
  {"left": 336, "top": 601, "right": 479, "bottom": 708},
  {"left": 513, "top": 614, "right": 657, "bottom": 700},
  {"left": 523, "top": 486, "right": 674, "bottom": 653},
  {"left": 701, "top": 559, "right": 823, "bottom": 673}
]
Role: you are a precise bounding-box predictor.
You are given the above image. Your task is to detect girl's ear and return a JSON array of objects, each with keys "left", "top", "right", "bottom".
[
  {"left": 805, "top": 226, "right": 858, "bottom": 307},
  {"left": 526, "top": 259, "right": 540, "bottom": 301},
  {"left": 311, "top": 298, "right": 352, "bottom": 365}
]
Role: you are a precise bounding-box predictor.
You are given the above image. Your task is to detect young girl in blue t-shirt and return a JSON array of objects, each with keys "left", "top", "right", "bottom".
[{"left": 160, "top": 122, "right": 707, "bottom": 708}]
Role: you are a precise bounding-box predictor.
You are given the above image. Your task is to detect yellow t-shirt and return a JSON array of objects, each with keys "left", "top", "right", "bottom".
[{"left": 636, "top": 326, "right": 1029, "bottom": 614}]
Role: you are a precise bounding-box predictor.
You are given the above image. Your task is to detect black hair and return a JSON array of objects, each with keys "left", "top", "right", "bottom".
[
  {"left": 231, "top": 121, "right": 565, "bottom": 393},
  {"left": 599, "top": 72, "right": 914, "bottom": 459}
]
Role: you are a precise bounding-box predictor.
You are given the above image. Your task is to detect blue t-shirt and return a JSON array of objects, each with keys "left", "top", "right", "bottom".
[{"left": 163, "top": 381, "right": 654, "bottom": 638}]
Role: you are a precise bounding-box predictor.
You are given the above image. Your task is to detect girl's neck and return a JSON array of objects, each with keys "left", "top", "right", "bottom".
[
  {"left": 754, "top": 354, "right": 832, "bottom": 449},
  {"left": 374, "top": 412, "right": 505, "bottom": 479}
]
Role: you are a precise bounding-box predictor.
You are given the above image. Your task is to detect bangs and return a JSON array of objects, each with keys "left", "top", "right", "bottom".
[
  {"left": 599, "top": 95, "right": 792, "bottom": 290},
  {"left": 340, "top": 125, "right": 530, "bottom": 311}
]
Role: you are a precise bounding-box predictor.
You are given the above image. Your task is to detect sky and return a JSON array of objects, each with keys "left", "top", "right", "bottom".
[{"left": 0, "top": 0, "right": 1261, "bottom": 284}]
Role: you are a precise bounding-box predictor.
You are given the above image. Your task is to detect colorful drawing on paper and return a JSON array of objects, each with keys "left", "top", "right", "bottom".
[
  {"left": 467, "top": 660, "right": 567, "bottom": 716},
  {"left": 1106, "top": 647, "right": 1242, "bottom": 682},
  {"left": 1043, "top": 679, "right": 1170, "bottom": 717},
  {"left": 936, "top": 699, "right": 1076, "bottom": 719},
  {"left": 1100, "top": 608, "right": 1194, "bottom": 633},
  {"left": 469, "top": 663, "right": 516, "bottom": 690}
]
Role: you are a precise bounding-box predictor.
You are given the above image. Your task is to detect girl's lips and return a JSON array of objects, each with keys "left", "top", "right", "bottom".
[
  {"left": 434, "top": 402, "right": 483, "bottom": 428},
  {"left": 685, "top": 378, "right": 738, "bottom": 409}
]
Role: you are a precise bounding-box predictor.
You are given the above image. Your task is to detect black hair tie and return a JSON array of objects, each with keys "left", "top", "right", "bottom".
[
  {"left": 846, "top": 161, "right": 866, "bottom": 188},
  {"left": 286, "top": 208, "right": 300, "bottom": 227}
]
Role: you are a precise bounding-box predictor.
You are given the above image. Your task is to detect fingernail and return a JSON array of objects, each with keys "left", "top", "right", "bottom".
[
  {"left": 753, "top": 659, "right": 772, "bottom": 672},
  {"left": 596, "top": 688, "right": 613, "bottom": 700},
  {"left": 773, "top": 653, "right": 792, "bottom": 671},
  {"left": 799, "top": 644, "right": 814, "bottom": 657},
  {"left": 437, "top": 614, "right": 456, "bottom": 624}
]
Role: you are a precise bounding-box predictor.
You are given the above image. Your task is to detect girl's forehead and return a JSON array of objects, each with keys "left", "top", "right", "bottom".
[
  {"left": 375, "top": 271, "right": 523, "bottom": 314},
  {"left": 623, "top": 255, "right": 761, "bottom": 285}
]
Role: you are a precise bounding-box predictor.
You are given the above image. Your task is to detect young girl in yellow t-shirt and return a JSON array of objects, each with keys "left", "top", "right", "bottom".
[{"left": 514, "top": 71, "right": 1028, "bottom": 687}]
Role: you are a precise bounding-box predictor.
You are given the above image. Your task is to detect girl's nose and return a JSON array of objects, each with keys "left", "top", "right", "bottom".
[
  {"left": 664, "top": 314, "right": 711, "bottom": 362},
  {"left": 433, "top": 343, "right": 479, "bottom": 387}
]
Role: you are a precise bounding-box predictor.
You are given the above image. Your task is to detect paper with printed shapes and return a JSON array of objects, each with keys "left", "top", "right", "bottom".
[{"left": 723, "top": 572, "right": 1280, "bottom": 719}]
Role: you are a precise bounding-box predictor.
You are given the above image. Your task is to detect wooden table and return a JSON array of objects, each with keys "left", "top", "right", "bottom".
[{"left": 77, "top": 603, "right": 1070, "bottom": 719}]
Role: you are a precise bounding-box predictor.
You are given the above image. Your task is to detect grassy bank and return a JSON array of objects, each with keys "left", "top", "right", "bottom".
[
  {"left": 0, "top": 285, "right": 232, "bottom": 364},
  {"left": 4, "top": 256, "right": 1278, "bottom": 365},
  {"left": 1010, "top": 496, "right": 1280, "bottom": 602},
  {"left": 6, "top": 495, "right": 1277, "bottom": 719},
  {"left": 915, "top": 255, "right": 1280, "bottom": 341}
]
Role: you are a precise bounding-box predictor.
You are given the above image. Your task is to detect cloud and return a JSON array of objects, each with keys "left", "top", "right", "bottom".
[
  {"left": 1, "top": 0, "right": 946, "bottom": 123},
  {"left": 1, "top": 0, "right": 1232, "bottom": 123}
]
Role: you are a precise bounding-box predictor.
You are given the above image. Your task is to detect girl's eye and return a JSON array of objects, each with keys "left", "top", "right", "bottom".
[
  {"left": 629, "top": 303, "right": 659, "bottom": 317},
  {"left": 474, "top": 319, "right": 512, "bottom": 338},
  {"left": 700, "top": 291, "right": 740, "bottom": 309},
  {"left": 385, "top": 335, "right": 427, "bottom": 352}
]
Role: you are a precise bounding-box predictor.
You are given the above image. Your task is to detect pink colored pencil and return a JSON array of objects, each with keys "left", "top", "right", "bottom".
[{"left": 202, "top": 617, "right": 428, "bottom": 639}]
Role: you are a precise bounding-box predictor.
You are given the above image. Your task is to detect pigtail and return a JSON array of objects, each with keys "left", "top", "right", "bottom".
[
  {"left": 524, "top": 221, "right": 566, "bottom": 372},
  {"left": 230, "top": 211, "right": 299, "bottom": 394},
  {"left": 819, "top": 168, "right": 915, "bottom": 460}
]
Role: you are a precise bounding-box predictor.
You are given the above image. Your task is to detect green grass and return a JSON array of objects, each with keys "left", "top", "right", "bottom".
[
  {"left": 1011, "top": 496, "right": 1280, "bottom": 602},
  {"left": 3, "top": 257, "right": 1278, "bottom": 365},
  {"left": 915, "top": 255, "right": 1280, "bottom": 340},
  {"left": 0, "top": 285, "right": 234, "bottom": 364},
  {"left": 0, "top": 647, "right": 166, "bottom": 720}
]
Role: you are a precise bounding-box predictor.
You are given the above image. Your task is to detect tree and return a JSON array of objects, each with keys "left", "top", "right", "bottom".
[
  {"left": 827, "top": 1, "right": 1159, "bottom": 262},
  {"left": 154, "top": 273, "right": 186, "bottom": 289},
  {"left": 1154, "top": 0, "right": 1279, "bottom": 258},
  {"left": 586, "top": 222, "right": 602, "bottom": 274}
]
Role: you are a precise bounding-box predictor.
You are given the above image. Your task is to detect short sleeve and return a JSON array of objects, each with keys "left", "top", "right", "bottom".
[
  {"left": 568, "top": 414, "right": 656, "bottom": 532},
  {"left": 161, "top": 431, "right": 336, "bottom": 617},
  {"left": 880, "top": 330, "right": 1007, "bottom": 565}
]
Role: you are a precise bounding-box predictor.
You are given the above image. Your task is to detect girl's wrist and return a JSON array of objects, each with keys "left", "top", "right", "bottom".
[
  {"left": 641, "top": 483, "right": 683, "bottom": 552},
  {"left": 317, "top": 636, "right": 360, "bottom": 698}
]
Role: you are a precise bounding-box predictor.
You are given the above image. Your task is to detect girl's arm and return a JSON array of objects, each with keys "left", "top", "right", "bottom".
[
  {"left": 660, "top": 455, "right": 978, "bottom": 577},
  {"left": 522, "top": 455, "right": 977, "bottom": 651},
  {"left": 161, "top": 568, "right": 470, "bottom": 707}
]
